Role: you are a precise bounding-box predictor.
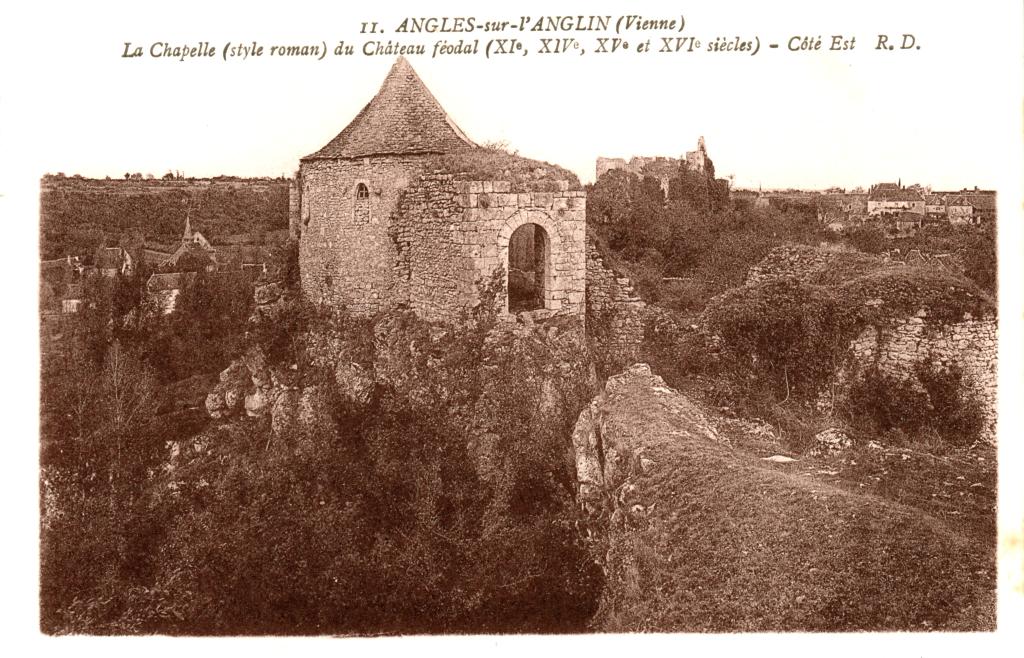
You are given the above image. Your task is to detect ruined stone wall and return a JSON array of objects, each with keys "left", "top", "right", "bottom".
[
  {"left": 745, "top": 244, "right": 897, "bottom": 285},
  {"left": 585, "top": 236, "right": 647, "bottom": 364},
  {"left": 595, "top": 157, "right": 627, "bottom": 180},
  {"left": 846, "top": 314, "right": 998, "bottom": 442},
  {"left": 391, "top": 174, "right": 587, "bottom": 323},
  {"left": 298, "top": 155, "right": 432, "bottom": 314},
  {"left": 288, "top": 177, "right": 301, "bottom": 239}
]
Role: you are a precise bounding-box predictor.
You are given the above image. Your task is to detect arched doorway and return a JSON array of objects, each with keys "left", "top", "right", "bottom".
[{"left": 507, "top": 223, "right": 549, "bottom": 312}]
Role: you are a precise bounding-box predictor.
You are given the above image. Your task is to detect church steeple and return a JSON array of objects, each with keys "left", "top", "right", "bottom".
[{"left": 182, "top": 215, "right": 193, "bottom": 243}]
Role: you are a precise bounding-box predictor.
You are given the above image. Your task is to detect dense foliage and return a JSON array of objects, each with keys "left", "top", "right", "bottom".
[
  {"left": 587, "top": 171, "right": 997, "bottom": 313},
  {"left": 39, "top": 176, "right": 289, "bottom": 259},
  {"left": 848, "top": 364, "right": 984, "bottom": 446},
  {"left": 40, "top": 272, "right": 603, "bottom": 634},
  {"left": 588, "top": 169, "right": 825, "bottom": 314}
]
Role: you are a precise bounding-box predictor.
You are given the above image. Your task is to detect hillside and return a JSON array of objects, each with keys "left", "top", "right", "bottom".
[
  {"left": 574, "top": 364, "right": 995, "bottom": 632},
  {"left": 39, "top": 175, "right": 290, "bottom": 259}
]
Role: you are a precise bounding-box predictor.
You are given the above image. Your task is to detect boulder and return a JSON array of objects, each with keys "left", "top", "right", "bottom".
[
  {"left": 205, "top": 391, "right": 227, "bottom": 419},
  {"left": 206, "top": 361, "right": 252, "bottom": 418},
  {"left": 242, "top": 347, "right": 273, "bottom": 391},
  {"left": 271, "top": 388, "right": 300, "bottom": 437},
  {"left": 811, "top": 427, "right": 853, "bottom": 456},
  {"left": 254, "top": 281, "right": 283, "bottom": 306},
  {"left": 572, "top": 363, "right": 719, "bottom": 519},
  {"left": 334, "top": 362, "right": 374, "bottom": 406},
  {"left": 244, "top": 388, "right": 271, "bottom": 417}
]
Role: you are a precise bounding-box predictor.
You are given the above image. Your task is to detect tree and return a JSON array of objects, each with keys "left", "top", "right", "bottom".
[{"left": 40, "top": 341, "right": 161, "bottom": 634}]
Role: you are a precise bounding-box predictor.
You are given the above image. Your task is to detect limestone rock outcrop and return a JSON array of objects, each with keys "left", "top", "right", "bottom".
[
  {"left": 205, "top": 348, "right": 303, "bottom": 427},
  {"left": 573, "top": 363, "right": 993, "bottom": 632},
  {"left": 572, "top": 364, "right": 719, "bottom": 520},
  {"left": 811, "top": 427, "right": 853, "bottom": 456}
]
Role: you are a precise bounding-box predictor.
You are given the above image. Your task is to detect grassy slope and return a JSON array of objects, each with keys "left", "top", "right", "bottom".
[{"left": 592, "top": 371, "right": 995, "bottom": 632}]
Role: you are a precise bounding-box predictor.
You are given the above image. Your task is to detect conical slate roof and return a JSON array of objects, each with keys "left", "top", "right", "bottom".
[{"left": 303, "top": 57, "right": 475, "bottom": 160}]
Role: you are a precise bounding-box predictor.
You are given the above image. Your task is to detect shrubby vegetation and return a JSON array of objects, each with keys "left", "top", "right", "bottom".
[
  {"left": 587, "top": 170, "right": 997, "bottom": 313},
  {"left": 428, "top": 143, "right": 581, "bottom": 192},
  {"left": 848, "top": 364, "right": 984, "bottom": 446},
  {"left": 588, "top": 169, "right": 825, "bottom": 314},
  {"left": 589, "top": 167, "right": 994, "bottom": 448},
  {"left": 40, "top": 266, "right": 603, "bottom": 634}
]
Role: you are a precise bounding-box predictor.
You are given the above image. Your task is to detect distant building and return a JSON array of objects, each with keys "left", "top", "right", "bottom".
[
  {"left": 965, "top": 192, "right": 996, "bottom": 223},
  {"left": 595, "top": 136, "right": 729, "bottom": 198},
  {"left": 595, "top": 156, "right": 678, "bottom": 195},
  {"left": 61, "top": 284, "right": 84, "bottom": 314},
  {"left": 867, "top": 183, "right": 924, "bottom": 217},
  {"left": 93, "top": 245, "right": 134, "bottom": 277},
  {"left": 685, "top": 136, "right": 710, "bottom": 174},
  {"left": 946, "top": 196, "right": 974, "bottom": 225},
  {"left": 817, "top": 192, "right": 868, "bottom": 226},
  {"left": 40, "top": 255, "right": 89, "bottom": 315},
  {"left": 924, "top": 194, "right": 947, "bottom": 218}
]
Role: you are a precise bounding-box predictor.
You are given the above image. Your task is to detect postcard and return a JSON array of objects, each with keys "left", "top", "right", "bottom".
[{"left": 5, "top": 0, "right": 1022, "bottom": 654}]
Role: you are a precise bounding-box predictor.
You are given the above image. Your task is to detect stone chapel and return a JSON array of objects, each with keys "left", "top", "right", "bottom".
[{"left": 292, "top": 56, "right": 588, "bottom": 323}]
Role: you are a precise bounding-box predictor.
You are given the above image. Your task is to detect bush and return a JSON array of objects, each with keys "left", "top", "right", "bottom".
[
  {"left": 847, "top": 364, "right": 984, "bottom": 445},
  {"left": 43, "top": 296, "right": 604, "bottom": 635},
  {"left": 848, "top": 367, "right": 931, "bottom": 437},
  {"left": 917, "top": 364, "right": 985, "bottom": 445},
  {"left": 702, "top": 278, "right": 857, "bottom": 397},
  {"left": 846, "top": 224, "right": 888, "bottom": 254}
]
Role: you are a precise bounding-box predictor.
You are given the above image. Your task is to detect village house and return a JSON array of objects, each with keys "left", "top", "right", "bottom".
[
  {"left": 816, "top": 192, "right": 868, "bottom": 230},
  {"left": 946, "top": 195, "right": 974, "bottom": 225},
  {"left": 93, "top": 245, "right": 134, "bottom": 277},
  {"left": 965, "top": 192, "right": 996, "bottom": 223},
  {"left": 40, "top": 256, "right": 90, "bottom": 315},
  {"left": 867, "top": 183, "right": 925, "bottom": 217},
  {"left": 139, "top": 218, "right": 283, "bottom": 274},
  {"left": 924, "top": 194, "right": 947, "bottom": 218}
]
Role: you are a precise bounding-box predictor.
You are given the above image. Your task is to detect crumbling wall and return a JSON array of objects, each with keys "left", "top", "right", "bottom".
[
  {"left": 392, "top": 174, "right": 587, "bottom": 323},
  {"left": 745, "top": 244, "right": 896, "bottom": 286},
  {"left": 846, "top": 313, "right": 998, "bottom": 442},
  {"left": 288, "top": 176, "right": 301, "bottom": 239},
  {"left": 585, "top": 237, "right": 647, "bottom": 365},
  {"left": 744, "top": 244, "right": 997, "bottom": 443}
]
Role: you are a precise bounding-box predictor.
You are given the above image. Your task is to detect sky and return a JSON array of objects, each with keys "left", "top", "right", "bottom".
[
  {"left": 2, "top": 1, "right": 1023, "bottom": 654},
  {"left": 1, "top": 0, "right": 1020, "bottom": 191}
]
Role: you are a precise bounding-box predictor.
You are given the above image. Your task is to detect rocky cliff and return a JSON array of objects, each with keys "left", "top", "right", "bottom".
[{"left": 572, "top": 364, "right": 994, "bottom": 631}]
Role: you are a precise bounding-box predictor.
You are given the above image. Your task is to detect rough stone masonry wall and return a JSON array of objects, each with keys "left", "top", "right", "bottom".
[
  {"left": 585, "top": 236, "right": 647, "bottom": 364},
  {"left": 846, "top": 314, "right": 998, "bottom": 443},
  {"left": 298, "top": 155, "right": 432, "bottom": 314},
  {"left": 288, "top": 177, "right": 301, "bottom": 238},
  {"left": 392, "top": 173, "right": 587, "bottom": 323},
  {"left": 745, "top": 243, "right": 894, "bottom": 285}
]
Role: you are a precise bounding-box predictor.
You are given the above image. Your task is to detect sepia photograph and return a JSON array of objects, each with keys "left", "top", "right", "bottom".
[{"left": 4, "top": 0, "right": 1023, "bottom": 651}]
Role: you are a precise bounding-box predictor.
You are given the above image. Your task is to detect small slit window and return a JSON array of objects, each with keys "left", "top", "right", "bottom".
[{"left": 354, "top": 183, "right": 371, "bottom": 223}]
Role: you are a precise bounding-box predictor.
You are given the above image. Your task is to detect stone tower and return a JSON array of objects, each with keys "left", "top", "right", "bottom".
[
  {"left": 297, "top": 56, "right": 476, "bottom": 314},
  {"left": 297, "top": 57, "right": 587, "bottom": 323}
]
